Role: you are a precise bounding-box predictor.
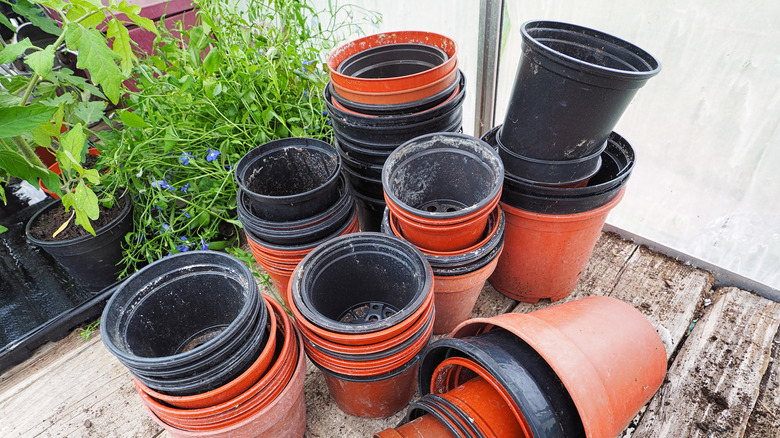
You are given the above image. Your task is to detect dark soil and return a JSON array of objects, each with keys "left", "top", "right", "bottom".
[{"left": 28, "top": 198, "right": 125, "bottom": 241}]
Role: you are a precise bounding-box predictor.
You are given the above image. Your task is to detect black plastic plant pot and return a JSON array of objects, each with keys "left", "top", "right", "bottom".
[
  {"left": 101, "top": 251, "right": 263, "bottom": 376},
  {"left": 499, "top": 20, "right": 660, "bottom": 161},
  {"left": 25, "top": 196, "right": 133, "bottom": 292},
  {"left": 342, "top": 163, "right": 385, "bottom": 199},
  {"left": 291, "top": 232, "right": 432, "bottom": 334},
  {"left": 497, "top": 128, "right": 605, "bottom": 186},
  {"left": 236, "top": 175, "right": 356, "bottom": 246},
  {"left": 329, "top": 69, "right": 461, "bottom": 117},
  {"left": 132, "top": 302, "right": 268, "bottom": 396},
  {"left": 335, "top": 136, "right": 393, "bottom": 166},
  {"left": 380, "top": 207, "right": 506, "bottom": 273},
  {"left": 382, "top": 133, "right": 504, "bottom": 219},
  {"left": 407, "top": 395, "right": 483, "bottom": 438},
  {"left": 337, "top": 144, "right": 385, "bottom": 180},
  {"left": 418, "top": 330, "right": 586, "bottom": 438},
  {"left": 324, "top": 73, "right": 465, "bottom": 147},
  {"left": 352, "top": 191, "right": 386, "bottom": 232},
  {"left": 499, "top": 131, "right": 635, "bottom": 214},
  {"left": 234, "top": 138, "right": 341, "bottom": 222},
  {"left": 338, "top": 43, "right": 448, "bottom": 78}
]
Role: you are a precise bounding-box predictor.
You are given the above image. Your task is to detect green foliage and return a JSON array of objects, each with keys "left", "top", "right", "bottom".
[
  {"left": 78, "top": 319, "right": 100, "bottom": 341},
  {"left": 0, "top": 0, "right": 157, "bottom": 235},
  {"left": 100, "top": 0, "right": 379, "bottom": 274}
]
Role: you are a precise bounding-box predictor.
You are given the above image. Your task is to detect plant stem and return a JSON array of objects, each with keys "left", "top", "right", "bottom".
[{"left": 9, "top": 137, "right": 47, "bottom": 170}]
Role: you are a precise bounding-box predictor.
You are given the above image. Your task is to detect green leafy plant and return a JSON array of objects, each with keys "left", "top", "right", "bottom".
[
  {"left": 78, "top": 318, "right": 100, "bottom": 340},
  {"left": 0, "top": 0, "right": 156, "bottom": 235},
  {"left": 101, "top": 0, "right": 379, "bottom": 275}
]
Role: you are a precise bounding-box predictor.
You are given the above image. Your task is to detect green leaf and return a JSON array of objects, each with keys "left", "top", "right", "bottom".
[
  {"left": 81, "top": 168, "right": 100, "bottom": 184},
  {"left": 12, "top": 0, "right": 62, "bottom": 36},
  {"left": 119, "top": 110, "right": 148, "bottom": 128},
  {"left": 203, "top": 48, "right": 222, "bottom": 76},
  {"left": 0, "top": 38, "right": 34, "bottom": 64},
  {"left": 24, "top": 46, "right": 55, "bottom": 77},
  {"left": 74, "top": 205, "right": 96, "bottom": 235},
  {"left": 61, "top": 123, "right": 86, "bottom": 160},
  {"left": 0, "top": 224, "right": 7, "bottom": 234},
  {"left": 0, "top": 11, "right": 13, "bottom": 32},
  {"left": 73, "top": 101, "right": 107, "bottom": 124},
  {"left": 0, "top": 91, "right": 22, "bottom": 107},
  {"left": 73, "top": 180, "right": 99, "bottom": 220},
  {"left": 117, "top": 1, "right": 158, "bottom": 35},
  {"left": 0, "top": 105, "right": 57, "bottom": 138},
  {"left": 107, "top": 19, "right": 136, "bottom": 76},
  {"left": 0, "top": 150, "right": 55, "bottom": 188},
  {"left": 65, "top": 27, "right": 123, "bottom": 104}
]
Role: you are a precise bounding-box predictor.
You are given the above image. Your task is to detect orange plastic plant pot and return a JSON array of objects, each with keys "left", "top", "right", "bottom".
[
  {"left": 452, "top": 296, "right": 667, "bottom": 438},
  {"left": 328, "top": 31, "right": 458, "bottom": 94},
  {"left": 331, "top": 61, "right": 458, "bottom": 105},
  {"left": 439, "top": 376, "right": 524, "bottom": 438},
  {"left": 390, "top": 201, "right": 494, "bottom": 252},
  {"left": 384, "top": 186, "right": 501, "bottom": 228},
  {"left": 141, "top": 329, "right": 306, "bottom": 438},
  {"left": 135, "top": 294, "right": 279, "bottom": 409},
  {"left": 489, "top": 187, "right": 625, "bottom": 303},
  {"left": 431, "top": 247, "right": 502, "bottom": 334},
  {"left": 330, "top": 81, "right": 461, "bottom": 118},
  {"left": 374, "top": 413, "right": 456, "bottom": 438},
  {"left": 321, "top": 357, "right": 420, "bottom": 418}
]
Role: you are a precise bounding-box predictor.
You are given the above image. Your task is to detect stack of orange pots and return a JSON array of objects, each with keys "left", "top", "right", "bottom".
[
  {"left": 377, "top": 296, "right": 667, "bottom": 438},
  {"left": 381, "top": 133, "right": 505, "bottom": 334},
  {"left": 134, "top": 296, "right": 307, "bottom": 438},
  {"left": 325, "top": 31, "right": 465, "bottom": 231},
  {"left": 287, "top": 232, "right": 435, "bottom": 418},
  {"left": 234, "top": 138, "right": 360, "bottom": 301}
]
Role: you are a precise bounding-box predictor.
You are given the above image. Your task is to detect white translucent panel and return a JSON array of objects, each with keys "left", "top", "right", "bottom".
[
  {"left": 495, "top": 1, "right": 780, "bottom": 290},
  {"left": 309, "top": 0, "right": 481, "bottom": 135}
]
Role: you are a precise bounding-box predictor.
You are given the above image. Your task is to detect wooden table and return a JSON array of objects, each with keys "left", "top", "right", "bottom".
[{"left": 1, "top": 232, "right": 778, "bottom": 437}]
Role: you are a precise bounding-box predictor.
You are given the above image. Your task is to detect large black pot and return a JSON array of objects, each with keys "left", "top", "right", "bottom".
[
  {"left": 25, "top": 196, "right": 133, "bottom": 292},
  {"left": 500, "top": 20, "right": 660, "bottom": 161}
]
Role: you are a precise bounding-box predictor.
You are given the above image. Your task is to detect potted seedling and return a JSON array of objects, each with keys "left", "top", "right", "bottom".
[{"left": 0, "top": 0, "right": 156, "bottom": 290}]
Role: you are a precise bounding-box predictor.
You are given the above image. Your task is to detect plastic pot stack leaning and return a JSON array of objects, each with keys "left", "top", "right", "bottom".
[
  {"left": 325, "top": 31, "right": 465, "bottom": 231},
  {"left": 486, "top": 20, "right": 660, "bottom": 302},
  {"left": 102, "top": 252, "right": 307, "bottom": 438},
  {"left": 377, "top": 296, "right": 667, "bottom": 438},
  {"left": 288, "top": 232, "right": 435, "bottom": 418},
  {"left": 381, "top": 133, "right": 504, "bottom": 334},
  {"left": 235, "top": 138, "right": 360, "bottom": 300}
]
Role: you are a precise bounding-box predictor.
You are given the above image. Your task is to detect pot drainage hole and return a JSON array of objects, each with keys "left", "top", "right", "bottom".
[
  {"left": 418, "top": 199, "right": 468, "bottom": 213},
  {"left": 175, "top": 325, "right": 228, "bottom": 354},
  {"left": 339, "top": 302, "right": 398, "bottom": 324}
]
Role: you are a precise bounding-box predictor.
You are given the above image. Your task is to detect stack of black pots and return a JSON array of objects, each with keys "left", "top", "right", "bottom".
[
  {"left": 486, "top": 20, "right": 661, "bottom": 303},
  {"left": 325, "top": 31, "right": 466, "bottom": 231},
  {"left": 234, "top": 138, "right": 359, "bottom": 297},
  {"left": 101, "top": 251, "right": 268, "bottom": 397}
]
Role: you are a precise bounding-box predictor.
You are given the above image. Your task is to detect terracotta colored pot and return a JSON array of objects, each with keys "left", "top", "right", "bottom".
[
  {"left": 331, "top": 62, "right": 458, "bottom": 106},
  {"left": 432, "top": 247, "right": 502, "bottom": 334},
  {"left": 141, "top": 328, "right": 306, "bottom": 438},
  {"left": 135, "top": 294, "right": 279, "bottom": 409},
  {"left": 321, "top": 356, "right": 420, "bottom": 418},
  {"left": 136, "top": 297, "right": 298, "bottom": 428},
  {"left": 328, "top": 31, "right": 458, "bottom": 95},
  {"left": 452, "top": 296, "right": 667, "bottom": 438},
  {"left": 374, "top": 413, "right": 455, "bottom": 438},
  {"left": 330, "top": 81, "right": 461, "bottom": 118},
  {"left": 439, "top": 376, "right": 523, "bottom": 438},
  {"left": 489, "top": 187, "right": 625, "bottom": 302}
]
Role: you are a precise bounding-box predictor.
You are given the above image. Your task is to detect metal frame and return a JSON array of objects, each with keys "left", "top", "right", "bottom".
[{"left": 474, "top": 0, "right": 504, "bottom": 137}]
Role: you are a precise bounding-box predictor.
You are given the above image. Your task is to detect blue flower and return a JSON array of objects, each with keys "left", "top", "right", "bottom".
[
  {"left": 181, "top": 209, "right": 190, "bottom": 219},
  {"left": 322, "top": 110, "right": 328, "bottom": 116},
  {"left": 158, "top": 179, "right": 174, "bottom": 191},
  {"left": 206, "top": 148, "right": 221, "bottom": 162},
  {"left": 176, "top": 244, "right": 190, "bottom": 252},
  {"left": 302, "top": 59, "right": 316, "bottom": 65},
  {"left": 200, "top": 237, "right": 210, "bottom": 250},
  {"left": 179, "top": 152, "right": 192, "bottom": 165},
  {"left": 156, "top": 205, "right": 162, "bottom": 211},
  {"left": 181, "top": 183, "right": 190, "bottom": 194},
  {"left": 162, "top": 223, "right": 170, "bottom": 233},
  {"left": 224, "top": 164, "right": 233, "bottom": 171}
]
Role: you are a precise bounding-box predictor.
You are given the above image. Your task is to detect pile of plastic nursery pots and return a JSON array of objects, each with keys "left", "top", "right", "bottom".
[
  {"left": 325, "top": 31, "right": 466, "bottom": 231},
  {"left": 235, "top": 137, "right": 360, "bottom": 300},
  {"left": 101, "top": 252, "right": 306, "bottom": 438},
  {"left": 485, "top": 20, "right": 661, "bottom": 303},
  {"left": 381, "top": 132, "right": 505, "bottom": 334},
  {"left": 287, "top": 232, "right": 435, "bottom": 418},
  {"left": 375, "top": 296, "right": 668, "bottom": 438}
]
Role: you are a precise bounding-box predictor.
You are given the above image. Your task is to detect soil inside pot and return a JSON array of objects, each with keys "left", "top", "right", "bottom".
[
  {"left": 28, "top": 200, "right": 124, "bottom": 242},
  {"left": 245, "top": 148, "right": 338, "bottom": 196}
]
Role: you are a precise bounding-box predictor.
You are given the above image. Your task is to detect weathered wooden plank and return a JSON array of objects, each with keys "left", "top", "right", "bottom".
[
  {"left": 633, "top": 287, "right": 780, "bottom": 438},
  {"left": 0, "top": 331, "right": 161, "bottom": 438},
  {"left": 744, "top": 326, "right": 780, "bottom": 438}
]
